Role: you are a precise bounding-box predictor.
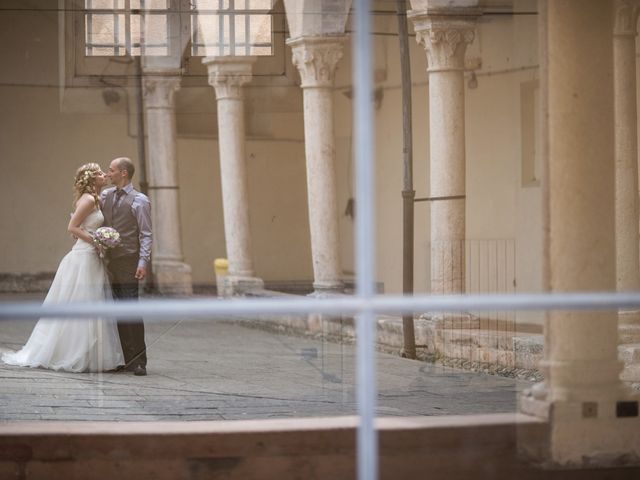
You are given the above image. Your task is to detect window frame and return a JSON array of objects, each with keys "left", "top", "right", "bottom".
[{"left": 61, "top": 0, "right": 287, "bottom": 88}]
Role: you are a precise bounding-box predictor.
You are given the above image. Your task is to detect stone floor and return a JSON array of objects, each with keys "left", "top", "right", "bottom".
[{"left": 0, "top": 313, "right": 530, "bottom": 421}]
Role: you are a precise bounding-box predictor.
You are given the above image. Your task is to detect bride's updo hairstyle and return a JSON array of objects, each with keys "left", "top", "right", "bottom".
[{"left": 73, "top": 162, "right": 102, "bottom": 208}]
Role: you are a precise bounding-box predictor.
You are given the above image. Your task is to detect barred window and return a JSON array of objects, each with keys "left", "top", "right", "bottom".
[
  {"left": 83, "top": 0, "right": 274, "bottom": 58},
  {"left": 191, "top": 0, "right": 274, "bottom": 56},
  {"left": 84, "top": 0, "right": 171, "bottom": 57}
]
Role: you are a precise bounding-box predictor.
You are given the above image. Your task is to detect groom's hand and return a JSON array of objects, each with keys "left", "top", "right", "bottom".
[{"left": 135, "top": 266, "right": 146, "bottom": 280}]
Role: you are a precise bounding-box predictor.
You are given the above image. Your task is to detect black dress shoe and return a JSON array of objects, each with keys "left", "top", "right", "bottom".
[{"left": 133, "top": 365, "right": 147, "bottom": 376}]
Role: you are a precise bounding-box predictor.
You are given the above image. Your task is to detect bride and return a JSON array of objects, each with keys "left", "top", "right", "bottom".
[{"left": 2, "top": 163, "right": 125, "bottom": 372}]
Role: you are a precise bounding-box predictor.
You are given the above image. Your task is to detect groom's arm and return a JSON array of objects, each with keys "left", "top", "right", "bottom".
[{"left": 133, "top": 194, "right": 152, "bottom": 280}]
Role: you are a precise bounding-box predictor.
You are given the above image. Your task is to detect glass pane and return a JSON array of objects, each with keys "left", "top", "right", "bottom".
[
  {"left": 222, "top": 14, "right": 230, "bottom": 55},
  {"left": 238, "top": 0, "right": 272, "bottom": 9},
  {"left": 193, "top": 14, "right": 220, "bottom": 55},
  {"left": 114, "top": 13, "right": 126, "bottom": 55},
  {"left": 248, "top": 0, "right": 272, "bottom": 10},
  {"left": 86, "top": 0, "right": 122, "bottom": 10},
  {"left": 85, "top": 14, "right": 115, "bottom": 55},
  {"left": 147, "top": 0, "right": 169, "bottom": 9},
  {"left": 130, "top": 14, "right": 141, "bottom": 55},
  {"left": 144, "top": 13, "right": 168, "bottom": 55},
  {"left": 250, "top": 14, "right": 271, "bottom": 46},
  {"left": 234, "top": 14, "right": 247, "bottom": 53},
  {"left": 194, "top": 0, "right": 229, "bottom": 10},
  {"left": 131, "top": 0, "right": 168, "bottom": 9},
  {"left": 250, "top": 45, "right": 271, "bottom": 55},
  {"left": 145, "top": 45, "right": 168, "bottom": 55},
  {"left": 89, "top": 46, "right": 117, "bottom": 56},
  {"left": 191, "top": 12, "right": 272, "bottom": 56}
]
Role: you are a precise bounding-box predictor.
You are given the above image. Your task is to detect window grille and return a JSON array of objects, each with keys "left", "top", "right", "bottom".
[
  {"left": 191, "top": 0, "right": 274, "bottom": 56},
  {"left": 83, "top": 0, "right": 274, "bottom": 58},
  {"left": 84, "top": 0, "right": 170, "bottom": 56}
]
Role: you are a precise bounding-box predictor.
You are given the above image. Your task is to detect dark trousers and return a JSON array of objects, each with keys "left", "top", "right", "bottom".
[{"left": 108, "top": 254, "right": 147, "bottom": 368}]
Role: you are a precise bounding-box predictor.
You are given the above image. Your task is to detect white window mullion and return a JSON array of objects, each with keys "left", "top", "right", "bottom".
[
  {"left": 113, "top": 0, "right": 120, "bottom": 55},
  {"left": 245, "top": 5, "right": 250, "bottom": 55},
  {"left": 140, "top": 0, "right": 147, "bottom": 56},
  {"left": 218, "top": 0, "right": 224, "bottom": 55},
  {"left": 229, "top": 0, "right": 235, "bottom": 55},
  {"left": 86, "top": 0, "right": 94, "bottom": 55},
  {"left": 125, "top": 0, "right": 132, "bottom": 55}
]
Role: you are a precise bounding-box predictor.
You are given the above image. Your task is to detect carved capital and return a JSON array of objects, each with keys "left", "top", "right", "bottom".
[
  {"left": 288, "top": 36, "right": 346, "bottom": 88},
  {"left": 614, "top": 0, "right": 640, "bottom": 37},
  {"left": 203, "top": 57, "right": 256, "bottom": 100},
  {"left": 142, "top": 76, "right": 181, "bottom": 109},
  {"left": 208, "top": 73, "right": 252, "bottom": 100},
  {"left": 409, "top": 10, "right": 478, "bottom": 72}
]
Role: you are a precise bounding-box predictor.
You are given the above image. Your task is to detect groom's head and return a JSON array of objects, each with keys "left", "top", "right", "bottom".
[{"left": 108, "top": 157, "right": 135, "bottom": 188}]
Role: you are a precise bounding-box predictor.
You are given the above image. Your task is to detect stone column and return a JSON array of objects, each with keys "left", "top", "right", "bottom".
[
  {"left": 614, "top": 0, "right": 640, "bottom": 355},
  {"left": 520, "top": 0, "right": 639, "bottom": 466},
  {"left": 289, "top": 37, "right": 345, "bottom": 293},
  {"left": 143, "top": 71, "right": 193, "bottom": 296},
  {"left": 409, "top": 9, "right": 477, "bottom": 295},
  {"left": 203, "top": 57, "right": 262, "bottom": 293}
]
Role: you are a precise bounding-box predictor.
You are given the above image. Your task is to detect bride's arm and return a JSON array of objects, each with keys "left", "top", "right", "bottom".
[{"left": 67, "top": 194, "right": 96, "bottom": 245}]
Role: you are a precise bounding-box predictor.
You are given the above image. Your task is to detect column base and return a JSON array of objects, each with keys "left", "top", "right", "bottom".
[
  {"left": 153, "top": 261, "right": 193, "bottom": 296},
  {"left": 221, "top": 275, "right": 264, "bottom": 297},
  {"left": 424, "top": 312, "right": 480, "bottom": 329},
  {"left": 519, "top": 384, "right": 640, "bottom": 467},
  {"left": 311, "top": 281, "right": 344, "bottom": 295}
]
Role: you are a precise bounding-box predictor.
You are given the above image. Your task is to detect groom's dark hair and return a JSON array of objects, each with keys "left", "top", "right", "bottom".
[{"left": 116, "top": 157, "right": 135, "bottom": 180}]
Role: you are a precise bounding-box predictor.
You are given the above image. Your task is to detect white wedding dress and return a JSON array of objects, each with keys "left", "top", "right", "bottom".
[{"left": 2, "top": 209, "right": 125, "bottom": 372}]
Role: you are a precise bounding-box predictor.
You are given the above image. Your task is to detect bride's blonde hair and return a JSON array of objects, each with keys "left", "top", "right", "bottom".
[{"left": 73, "top": 163, "right": 102, "bottom": 208}]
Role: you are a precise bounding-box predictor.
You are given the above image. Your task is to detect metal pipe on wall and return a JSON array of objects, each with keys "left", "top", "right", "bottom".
[{"left": 397, "top": 0, "right": 416, "bottom": 359}]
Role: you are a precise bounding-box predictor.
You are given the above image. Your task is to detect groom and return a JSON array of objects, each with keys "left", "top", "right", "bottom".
[{"left": 101, "top": 157, "right": 152, "bottom": 376}]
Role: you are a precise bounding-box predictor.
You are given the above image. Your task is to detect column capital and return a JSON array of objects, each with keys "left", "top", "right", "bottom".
[
  {"left": 614, "top": 0, "right": 640, "bottom": 37},
  {"left": 288, "top": 36, "right": 346, "bottom": 88},
  {"left": 409, "top": 9, "right": 479, "bottom": 72},
  {"left": 203, "top": 57, "right": 257, "bottom": 100},
  {"left": 142, "top": 75, "right": 181, "bottom": 109}
]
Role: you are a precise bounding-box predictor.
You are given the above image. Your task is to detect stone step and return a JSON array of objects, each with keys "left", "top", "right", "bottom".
[
  {"left": 619, "top": 343, "right": 640, "bottom": 365},
  {"left": 434, "top": 330, "right": 543, "bottom": 370},
  {"left": 619, "top": 324, "right": 640, "bottom": 344}
]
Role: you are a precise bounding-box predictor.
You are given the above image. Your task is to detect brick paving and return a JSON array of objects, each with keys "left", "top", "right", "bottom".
[{"left": 0, "top": 294, "right": 530, "bottom": 421}]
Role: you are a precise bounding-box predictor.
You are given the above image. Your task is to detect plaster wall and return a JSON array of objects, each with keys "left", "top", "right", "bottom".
[
  {"left": 333, "top": 8, "right": 543, "bottom": 308},
  {"left": 0, "top": 3, "right": 313, "bottom": 286}
]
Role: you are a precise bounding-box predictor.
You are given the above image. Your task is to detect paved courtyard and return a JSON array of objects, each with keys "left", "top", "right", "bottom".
[{"left": 0, "top": 295, "right": 530, "bottom": 422}]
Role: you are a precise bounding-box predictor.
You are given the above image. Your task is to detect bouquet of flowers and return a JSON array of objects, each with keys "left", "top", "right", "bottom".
[{"left": 93, "top": 226, "right": 121, "bottom": 258}]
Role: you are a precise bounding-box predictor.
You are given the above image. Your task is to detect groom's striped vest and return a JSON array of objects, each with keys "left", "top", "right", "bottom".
[{"left": 103, "top": 188, "right": 140, "bottom": 260}]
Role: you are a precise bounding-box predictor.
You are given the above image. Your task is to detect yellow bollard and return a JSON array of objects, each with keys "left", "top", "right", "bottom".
[{"left": 213, "top": 258, "right": 229, "bottom": 297}]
